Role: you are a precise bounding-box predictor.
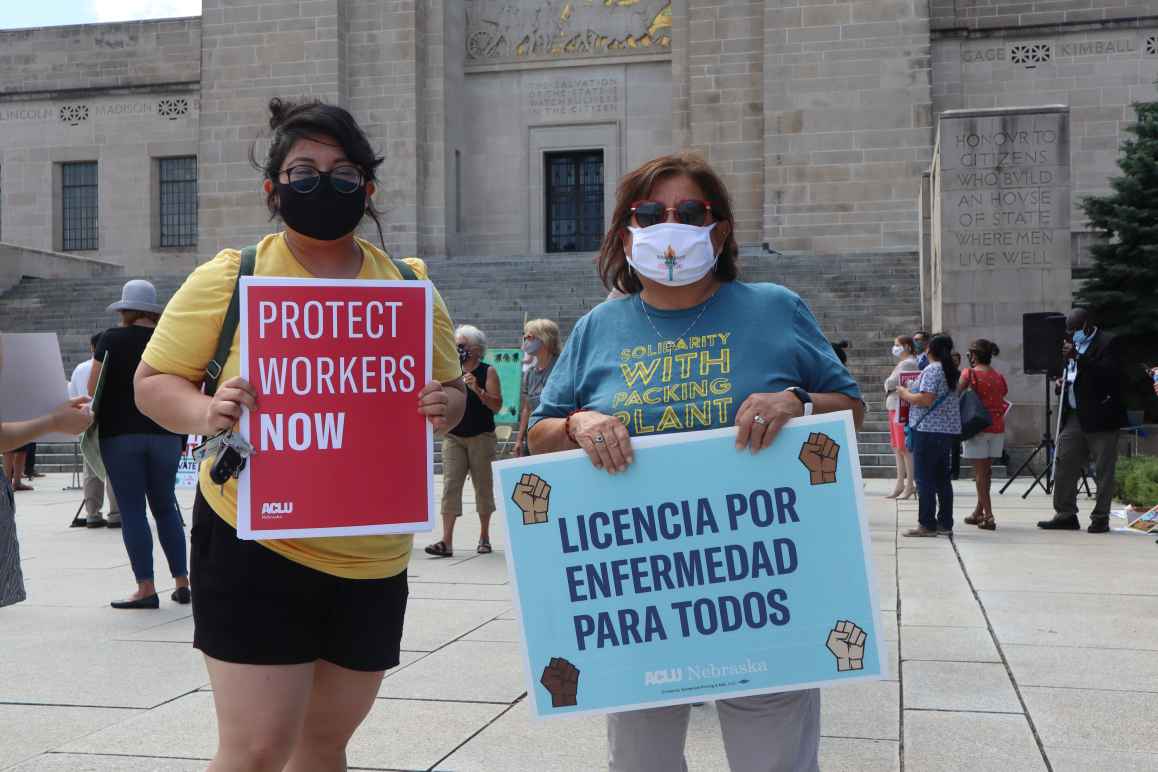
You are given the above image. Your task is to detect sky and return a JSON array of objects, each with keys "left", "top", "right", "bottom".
[{"left": 0, "top": 0, "right": 201, "bottom": 30}]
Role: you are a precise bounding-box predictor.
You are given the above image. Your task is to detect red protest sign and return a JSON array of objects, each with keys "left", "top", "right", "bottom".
[
  {"left": 237, "top": 277, "right": 434, "bottom": 539},
  {"left": 897, "top": 371, "right": 921, "bottom": 425}
]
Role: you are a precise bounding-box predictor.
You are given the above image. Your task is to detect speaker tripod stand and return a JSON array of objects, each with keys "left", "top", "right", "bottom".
[{"left": 1000, "top": 374, "right": 1092, "bottom": 499}]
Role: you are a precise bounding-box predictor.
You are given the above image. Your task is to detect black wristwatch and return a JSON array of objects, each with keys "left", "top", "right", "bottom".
[{"left": 786, "top": 387, "right": 814, "bottom": 416}]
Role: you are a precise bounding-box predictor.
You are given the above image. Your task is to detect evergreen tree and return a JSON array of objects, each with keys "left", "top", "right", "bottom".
[{"left": 1078, "top": 99, "right": 1158, "bottom": 340}]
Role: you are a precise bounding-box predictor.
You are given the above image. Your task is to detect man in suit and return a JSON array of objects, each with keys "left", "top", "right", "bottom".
[
  {"left": 913, "top": 330, "right": 930, "bottom": 370},
  {"left": 1038, "top": 308, "right": 1127, "bottom": 533}
]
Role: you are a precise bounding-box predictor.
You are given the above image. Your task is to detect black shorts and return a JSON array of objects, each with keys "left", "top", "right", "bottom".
[{"left": 190, "top": 488, "right": 408, "bottom": 672}]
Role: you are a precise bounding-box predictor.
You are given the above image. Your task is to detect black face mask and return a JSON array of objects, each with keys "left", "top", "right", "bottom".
[
  {"left": 458, "top": 344, "right": 470, "bottom": 364},
  {"left": 276, "top": 177, "right": 366, "bottom": 241}
]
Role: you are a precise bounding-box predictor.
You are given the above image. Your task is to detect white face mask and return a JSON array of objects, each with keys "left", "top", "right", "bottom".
[
  {"left": 891, "top": 345, "right": 904, "bottom": 358},
  {"left": 625, "top": 223, "right": 718, "bottom": 287}
]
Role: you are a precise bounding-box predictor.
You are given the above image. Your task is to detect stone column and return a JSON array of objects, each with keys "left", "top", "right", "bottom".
[
  {"left": 932, "top": 106, "right": 1071, "bottom": 446},
  {"left": 197, "top": 0, "right": 343, "bottom": 260}
]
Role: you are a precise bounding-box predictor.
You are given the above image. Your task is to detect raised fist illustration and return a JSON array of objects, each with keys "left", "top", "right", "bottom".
[
  {"left": 540, "top": 656, "right": 580, "bottom": 707},
  {"left": 799, "top": 432, "right": 840, "bottom": 485},
  {"left": 512, "top": 472, "right": 551, "bottom": 525},
  {"left": 826, "top": 620, "right": 867, "bottom": 672}
]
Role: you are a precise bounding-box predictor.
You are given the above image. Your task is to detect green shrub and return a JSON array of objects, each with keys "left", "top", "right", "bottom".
[{"left": 1115, "top": 456, "right": 1158, "bottom": 508}]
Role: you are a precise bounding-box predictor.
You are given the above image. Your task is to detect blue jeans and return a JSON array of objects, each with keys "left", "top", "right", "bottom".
[
  {"left": 100, "top": 433, "right": 187, "bottom": 583},
  {"left": 912, "top": 430, "right": 954, "bottom": 531}
]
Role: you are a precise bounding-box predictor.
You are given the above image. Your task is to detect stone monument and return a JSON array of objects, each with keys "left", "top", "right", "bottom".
[{"left": 929, "top": 106, "right": 1071, "bottom": 446}]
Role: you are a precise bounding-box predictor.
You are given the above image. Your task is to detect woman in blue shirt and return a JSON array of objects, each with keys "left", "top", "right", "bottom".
[
  {"left": 528, "top": 152, "right": 864, "bottom": 772},
  {"left": 897, "top": 334, "right": 963, "bottom": 537}
]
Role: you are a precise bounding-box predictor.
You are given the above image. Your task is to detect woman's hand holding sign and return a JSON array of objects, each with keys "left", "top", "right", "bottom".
[
  {"left": 418, "top": 379, "right": 467, "bottom": 434},
  {"left": 735, "top": 391, "right": 804, "bottom": 453},
  {"left": 206, "top": 376, "right": 258, "bottom": 434},
  {"left": 569, "top": 410, "right": 634, "bottom": 474}
]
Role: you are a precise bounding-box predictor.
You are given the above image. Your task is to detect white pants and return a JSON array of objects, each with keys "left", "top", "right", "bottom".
[{"left": 607, "top": 690, "right": 820, "bottom": 772}]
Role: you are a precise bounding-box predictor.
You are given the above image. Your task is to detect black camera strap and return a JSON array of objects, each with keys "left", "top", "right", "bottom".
[{"left": 203, "top": 247, "right": 419, "bottom": 396}]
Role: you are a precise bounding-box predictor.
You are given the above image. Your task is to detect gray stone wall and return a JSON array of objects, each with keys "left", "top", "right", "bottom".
[
  {"left": 458, "top": 60, "right": 672, "bottom": 256},
  {"left": 763, "top": 0, "right": 934, "bottom": 254},
  {"left": 932, "top": 25, "right": 1158, "bottom": 269},
  {"left": 675, "top": 0, "right": 765, "bottom": 247},
  {"left": 196, "top": 0, "right": 343, "bottom": 261},
  {"left": 0, "top": 18, "right": 200, "bottom": 96},
  {"left": 930, "top": 0, "right": 1158, "bottom": 31},
  {"left": 0, "top": 91, "right": 199, "bottom": 273}
]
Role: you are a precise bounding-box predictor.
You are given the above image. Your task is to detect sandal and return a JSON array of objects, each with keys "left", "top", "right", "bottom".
[
  {"left": 964, "top": 513, "right": 984, "bottom": 526},
  {"left": 424, "top": 540, "right": 453, "bottom": 558},
  {"left": 477, "top": 540, "right": 492, "bottom": 554},
  {"left": 978, "top": 517, "right": 996, "bottom": 531}
]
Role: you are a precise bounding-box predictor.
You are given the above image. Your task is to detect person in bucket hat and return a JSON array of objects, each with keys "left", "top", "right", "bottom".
[{"left": 88, "top": 279, "right": 188, "bottom": 611}]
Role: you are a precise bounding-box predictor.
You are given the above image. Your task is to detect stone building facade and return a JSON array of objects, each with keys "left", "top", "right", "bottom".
[
  {"left": 2, "top": 1, "right": 1156, "bottom": 269},
  {"left": 1, "top": 1, "right": 1157, "bottom": 448}
]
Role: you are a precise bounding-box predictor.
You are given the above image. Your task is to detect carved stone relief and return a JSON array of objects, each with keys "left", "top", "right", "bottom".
[{"left": 466, "top": 0, "right": 671, "bottom": 63}]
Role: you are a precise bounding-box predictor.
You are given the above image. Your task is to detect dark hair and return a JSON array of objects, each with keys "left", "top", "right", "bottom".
[
  {"left": 914, "top": 330, "right": 930, "bottom": 340},
  {"left": 968, "top": 338, "right": 1000, "bottom": 365},
  {"left": 896, "top": 335, "right": 915, "bottom": 354},
  {"left": 598, "top": 152, "right": 740, "bottom": 294},
  {"left": 830, "top": 339, "right": 849, "bottom": 364},
  {"left": 90, "top": 332, "right": 103, "bottom": 349},
  {"left": 120, "top": 310, "right": 160, "bottom": 325},
  {"left": 929, "top": 334, "right": 959, "bottom": 389},
  {"left": 251, "top": 97, "right": 386, "bottom": 249}
]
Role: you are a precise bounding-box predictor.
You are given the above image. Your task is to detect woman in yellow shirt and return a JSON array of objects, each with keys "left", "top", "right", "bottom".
[{"left": 135, "top": 98, "right": 465, "bottom": 772}]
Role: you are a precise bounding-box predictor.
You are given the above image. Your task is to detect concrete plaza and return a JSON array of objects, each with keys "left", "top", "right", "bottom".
[{"left": 2, "top": 474, "right": 1156, "bottom": 771}]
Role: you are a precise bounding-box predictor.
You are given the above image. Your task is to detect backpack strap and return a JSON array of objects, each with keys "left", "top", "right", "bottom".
[
  {"left": 392, "top": 257, "right": 417, "bottom": 281},
  {"left": 204, "top": 245, "right": 257, "bottom": 396}
]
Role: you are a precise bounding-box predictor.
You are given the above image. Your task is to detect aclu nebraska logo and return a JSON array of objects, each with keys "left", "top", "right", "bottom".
[
  {"left": 645, "top": 658, "right": 769, "bottom": 687},
  {"left": 260, "top": 501, "right": 294, "bottom": 519}
]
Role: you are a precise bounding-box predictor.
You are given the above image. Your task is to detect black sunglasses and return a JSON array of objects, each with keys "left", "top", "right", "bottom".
[
  {"left": 629, "top": 199, "right": 713, "bottom": 228},
  {"left": 281, "top": 165, "right": 365, "bottom": 195}
]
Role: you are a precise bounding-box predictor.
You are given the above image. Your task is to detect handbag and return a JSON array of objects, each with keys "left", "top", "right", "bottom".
[
  {"left": 904, "top": 390, "right": 950, "bottom": 452},
  {"left": 959, "top": 370, "right": 993, "bottom": 441}
]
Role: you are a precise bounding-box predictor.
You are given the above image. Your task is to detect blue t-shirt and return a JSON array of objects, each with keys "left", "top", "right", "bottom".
[
  {"left": 531, "top": 281, "right": 862, "bottom": 436},
  {"left": 909, "top": 361, "right": 962, "bottom": 434}
]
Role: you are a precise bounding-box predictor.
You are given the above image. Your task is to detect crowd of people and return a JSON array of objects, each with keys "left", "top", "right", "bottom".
[
  {"left": 881, "top": 305, "right": 1131, "bottom": 537},
  {"left": 0, "top": 95, "right": 1148, "bottom": 771}
]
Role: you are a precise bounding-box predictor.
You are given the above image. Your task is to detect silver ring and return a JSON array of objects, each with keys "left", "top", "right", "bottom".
[
  {"left": 753, "top": 415, "right": 768, "bottom": 426},
  {"left": 594, "top": 434, "right": 606, "bottom": 444}
]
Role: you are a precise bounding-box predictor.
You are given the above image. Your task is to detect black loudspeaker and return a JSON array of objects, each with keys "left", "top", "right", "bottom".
[{"left": 1023, "top": 312, "right": 1066, "bottom": 376}]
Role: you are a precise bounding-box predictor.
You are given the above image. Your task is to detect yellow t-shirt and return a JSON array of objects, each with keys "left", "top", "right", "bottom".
[{"left": 142, "top": 233, "right": 460, "bottom": 579}]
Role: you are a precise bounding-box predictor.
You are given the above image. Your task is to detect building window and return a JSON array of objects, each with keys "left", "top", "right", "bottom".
[
  {"left": 158, "top": 156, "right": 197, "bottom": 247},
  {"left": 545, "top": 150, "right": 603, "bottom": 253},
  {"left": 61, "top": 161, "right": 98, "bottom": 251}
]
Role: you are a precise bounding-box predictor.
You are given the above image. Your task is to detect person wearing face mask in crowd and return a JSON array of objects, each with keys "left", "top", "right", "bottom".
[
  {"left": 883, "top": 335, "right": 920, "bottom": 499},
  {"left": 425, "top": 325, "right": 502, "bottom": 557},
  {"left": 959, "top": 339, "right": 1007, "bottom": 531},
  {"left": 133, "top": 98, "right": 466, "bottom": 771},
  {"left": 1039, "top": 307, "right": 1126, "bottom": 533},
  {"left": 913, "top": 330, "right": 931, "bottom": 370},
  {"left": 513, "top": 318, "right": 560, "bottom": 457},
  {"left": 898, "top": 334, "right": 963, "bottom": 537},
  {"left": 528, "top": 151, "right": 864, "bottom": 772}
]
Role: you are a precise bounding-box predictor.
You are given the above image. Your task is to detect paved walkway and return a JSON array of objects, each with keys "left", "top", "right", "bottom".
[{"left": 2, "top": 474, "right": 1156, "bottom": 771}]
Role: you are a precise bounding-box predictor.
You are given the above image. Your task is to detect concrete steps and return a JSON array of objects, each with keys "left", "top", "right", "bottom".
[{"left": 0, "top": 250, "right": 924, "bottom": 476}]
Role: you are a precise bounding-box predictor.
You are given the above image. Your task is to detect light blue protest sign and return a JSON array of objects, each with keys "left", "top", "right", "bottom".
[{"left": 494, "top": 412, "right": 884, "bottom": 719}]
